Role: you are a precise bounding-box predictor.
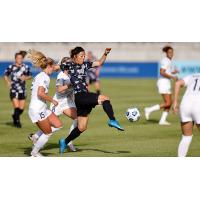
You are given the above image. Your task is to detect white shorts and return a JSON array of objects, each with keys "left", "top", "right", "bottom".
[
  {"left": 157, "top": 78, "right": 171, "bottom": 94},
  {"left": 50, "top": 97, "right": 76, "bottom": 116},
  {"left": 28, "top": 107, "right": 52, "bottom": 123},
  {"left": 180, "top": 98, "right": 200, "bottom": 124}
]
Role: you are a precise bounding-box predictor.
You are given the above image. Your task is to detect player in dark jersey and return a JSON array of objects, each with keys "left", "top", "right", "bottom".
[
  {"left": 59, "top": 47, "right": 124, "bottom": 154},
  {"left": 86, "top": 51, "right": 102, "bottom": 95},
  {"left": 4, "top": 51, "right": 32, "bottom": 128}
]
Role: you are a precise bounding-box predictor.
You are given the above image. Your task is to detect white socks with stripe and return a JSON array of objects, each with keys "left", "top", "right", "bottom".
[{"left": 178, "top": 135, "right": 193, "bottom": 157}]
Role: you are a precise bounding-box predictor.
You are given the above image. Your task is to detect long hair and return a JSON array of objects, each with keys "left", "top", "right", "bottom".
[{"left": 28, "top": 49, "right": 54, "bottom": 69}]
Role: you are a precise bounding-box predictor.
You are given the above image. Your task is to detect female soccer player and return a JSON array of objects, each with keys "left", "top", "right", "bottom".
[
  {"left": 144, "top": 46, "right": 178, "bottom": 125},
  {"left": 173, "top": 73, "right": 200, "bottom": 157},
  {"left": 59, "top": 47, "right": 124, "bottom": 153},
  {"left": 86, "top": 51, "right": 102, "bottom": 95},
  {"left": 4, "top": 51, "right": 32, "bottom": 128},
  {"left": 28, "top": 49, "right": 62, "bottom": 157},
  {"left": 29, "top": 57, "right": 77, "bottom": 152}
]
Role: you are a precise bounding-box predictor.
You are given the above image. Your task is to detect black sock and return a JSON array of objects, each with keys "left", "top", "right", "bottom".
[
  {"left": 102, "top": 100, "right": 115, "bottom": 120},
  {"left": 96, "top": 90, "right": 101, "bottom": 95},
  {"left": 65, "top": 127, "right": 82, "bottom": 145},
  {"left": 19, "top": 109, "right": 24, "bottom": 115},
  {"left": 13, "top": 108, "right": 20, "bottom": 122}
]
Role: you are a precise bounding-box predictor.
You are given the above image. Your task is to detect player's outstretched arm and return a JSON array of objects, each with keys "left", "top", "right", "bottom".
[
  {"left": 92, "top": 48, "right": 111, "bottom": 67},
  {"left": 173, "top": 79, "right": 185, "bottom": 114},
  {"left": 38, "top": 86, "right": 58, "bottom": 106}
]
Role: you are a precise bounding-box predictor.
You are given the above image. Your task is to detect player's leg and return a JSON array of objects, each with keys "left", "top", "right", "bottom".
[
  {"left": 63, "top": 107, "right": 77, "bottom": 152},
  {"left": 159, "top": 94, "right": 172, "bottom": 125},
  {"left": 11, "top": 97, "right": 21, "bottom": 127},
  {"left": 59, "top": 116, "right": 88, "bottom": 153},
  {"left": 98, "top": 95, "right": 124, "bottom": 131},
  {"left": 31, "top": 113, "right": 62, "bottom": 157},
  {"left": 94, "top": 80, "right": 101, "bottom": 95},
  {"left": 178, "top": 122, "right": 193, "bottom": 157}
]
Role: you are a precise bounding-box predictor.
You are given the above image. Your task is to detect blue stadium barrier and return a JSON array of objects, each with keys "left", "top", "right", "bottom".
[{"left": 0, "top": 61, "right": 159, "bottom": 78}]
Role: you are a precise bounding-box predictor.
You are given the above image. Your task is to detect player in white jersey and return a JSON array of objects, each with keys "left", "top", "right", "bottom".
[
  {"left": 173, "top": 73, "right": 200, "bottom": 157},
  {"left": 28, "top": 50, "right": 62, "bottom": 157},
  {"left": 145, "top": 46, "right": 179, "bottom": 125},
  {"left": 29, "top": 57, "right": 77, "bottom": 152}
]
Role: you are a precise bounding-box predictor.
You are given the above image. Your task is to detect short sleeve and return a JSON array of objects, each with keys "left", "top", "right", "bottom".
[
  {"left": 24, "top": 65, "right": 32, "bottom": 76},
  {"left": 37, "top": 76, "right": 49, "bottom": 90},
  {"left": 56, "top": 78, "right": 64, "bottom": 86},
  {"left": 182, "top": 75, "right": 191, "bottom": 86},
  {"left": 4, "top": 65, "right": 12, "bottom": 76},
  {"left": 160, "top": 58, "right": 170, "bottom": 70},
  {"left": 85, "top": 61, "right": 93, "bottom": 69}
]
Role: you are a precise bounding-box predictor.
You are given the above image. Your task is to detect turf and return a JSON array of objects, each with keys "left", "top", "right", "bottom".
[{"left": 0, "top": 77, "right": 200, "bottom": 157}]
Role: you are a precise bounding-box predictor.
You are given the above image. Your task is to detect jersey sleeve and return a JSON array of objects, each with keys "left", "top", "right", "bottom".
[
  {"left": 24, "top": 65, "right": 32, "bottom": 76},
  {"left": 85, "top": 61, "right": 93, "bottom": 69},
  {"left": 182, "top": 75, "right": 191, "bottom": 86},
  {"left": 160, "top": 58, "right": 170, "bottom": 70},
  {"left": 37, "top": 76, "right": 49, "bottom": 90},
  {"left": 4, "top": 65, "right": 12, "bottom": 76}
]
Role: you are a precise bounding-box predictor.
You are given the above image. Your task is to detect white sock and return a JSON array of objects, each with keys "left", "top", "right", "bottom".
[
  {"left": 34, "top": 130, "right": 43, "bottom": 139},
  {"left": 147, "top": 104, "right": 160, "bottom": 113},
  {"left": 31, "top": 133, "right": 51, "bottom": 155},
  {"left": 159, "top": 111, "right": 169, "bottom": 123},
  {"left": 51, "top": 126, "right": 62, "bottom": 133},
  {"left": 178, "top": 135, "right": 193, "bottom": 157},
  {"left": 68, "top": 119, "right": 78, "bottom": 145}
]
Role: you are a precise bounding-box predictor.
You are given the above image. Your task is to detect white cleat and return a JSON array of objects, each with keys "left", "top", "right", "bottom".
[
  {"left": 68, "top": 143, "right": 77, "bottom": 152},
  {"left": 144, "top": 108, "right": 151, "bottom": 120},
  {"left": 28, "top": 133, "right": 38, "bottom": 144},
  {"left": 31, "top": 152, "right": 44, "bottom": 157},
  {"left": 159, "top": 121, "right": 171, "bottom": 126}
]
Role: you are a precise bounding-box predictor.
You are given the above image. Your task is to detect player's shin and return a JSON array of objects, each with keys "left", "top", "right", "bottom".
[
  {"left": 178, "top": 135, "right": 193, "bottom": 157},
  {"left": 65, "top": 127, "right": 82, "bottom": 145},
  {"left": 102, "top": 100, "right": 115, "bottom": 120}
]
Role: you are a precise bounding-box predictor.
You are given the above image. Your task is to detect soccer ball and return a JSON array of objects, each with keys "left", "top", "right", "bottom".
[{"left": 126, "top": 107, "right": 140, "bottom": 122}]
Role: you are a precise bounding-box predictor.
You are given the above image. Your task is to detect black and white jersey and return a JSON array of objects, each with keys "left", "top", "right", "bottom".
[
  {"left": 4, "top": 63, "right": 32, "bottom": 94},
  {"left": 68, "top": 61, "right": 93, "bottom": 94}
]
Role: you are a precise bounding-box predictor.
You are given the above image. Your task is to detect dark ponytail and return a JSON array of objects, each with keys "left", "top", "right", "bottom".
[
  {"left": 70, "top": 47, "right": 85, "bottom": 58},
  {"left": 162, "top": 46, "right": 173, "bottom": 53}
]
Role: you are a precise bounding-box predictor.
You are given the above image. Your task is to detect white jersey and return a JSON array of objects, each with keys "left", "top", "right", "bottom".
[
  {"left": 182, "top": 73, "right": 200, "bottom": 99},
  {"left": 54, "top": 71, "right": 73, "bottom": 99},
  {"left": 29, "top": 71, "right": 50, "bottom": 111},
  {"left": 159, "top": 57, "right": 173, "bottom": 79}
]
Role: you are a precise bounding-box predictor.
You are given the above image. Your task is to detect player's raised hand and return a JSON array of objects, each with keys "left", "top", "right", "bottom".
[{"left": 105, "top": 48, "right": 111, "bottom": 55}]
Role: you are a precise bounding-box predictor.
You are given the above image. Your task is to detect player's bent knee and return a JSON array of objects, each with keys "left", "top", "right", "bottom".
[{"left": 78, "top": 125, "right": 87, "bottom": 132}]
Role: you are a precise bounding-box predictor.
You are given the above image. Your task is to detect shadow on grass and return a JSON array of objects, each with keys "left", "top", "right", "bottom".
[
  {"left": 76, "top": 148, "right": 131, "bottom": 154},
  {"left": 142, "top": 119, "right": 159, "bottom": 124}
]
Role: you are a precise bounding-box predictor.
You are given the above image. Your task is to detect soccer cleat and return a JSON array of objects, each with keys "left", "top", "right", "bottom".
[
  {"left": 28, "top": 134, "right": 38, "bottom": 144},
  {"left": 59, "top": 138, "right": 67, "bottom": 154},
  {"left": 68, "top": 142, "right": 76, "bottom": 152},
  {"left": 108, "top": 120, "right": 124, "bottom": 131},
  {"left": 31, "top": 151, "right": 44, "bottom": 157},
  {"left": 144, "top": 108, "right": 151, "bottom": 120},
  {"left": 159, "top": 121, "right": 171, "bottom": 126}
]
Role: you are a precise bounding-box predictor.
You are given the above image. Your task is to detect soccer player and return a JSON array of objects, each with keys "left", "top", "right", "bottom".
[
  {"left": 4, "top": 51, "right": 32, "bottom": 128},
  {"left": 144, "top": 46, "right": 178, "bottom": 125},
  {"left": 29, "top": 57, "right": 77, "bottom": 152},
  {"left": 28, "top": 49, "right": 62, "bottom": 157},
  {"left": 59, "top": 47, "right": 124, "bottom": 154},
  {"left": 173, "top": 73, "right": 200, "bottom": 157},
  {"left": 86, "top": 51, "right": 102, "bottom": 95}
]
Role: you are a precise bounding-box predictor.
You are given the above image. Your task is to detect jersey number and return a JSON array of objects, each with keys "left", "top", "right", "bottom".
[
  {"left": 193, "top": 79, "right": 200, "bottom": 91},
  {"left": 39, "top": 112, "right": 45, "bottom": 119}
]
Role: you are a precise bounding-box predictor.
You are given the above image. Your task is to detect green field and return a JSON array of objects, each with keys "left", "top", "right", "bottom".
[{"left": 0, "top": 77, "right": 200, "bottom": 157}]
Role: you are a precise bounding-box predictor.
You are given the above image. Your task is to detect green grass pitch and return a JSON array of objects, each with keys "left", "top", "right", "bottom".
[{"left": 0, "top": 77, "right": 200, "bottom": 157}]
